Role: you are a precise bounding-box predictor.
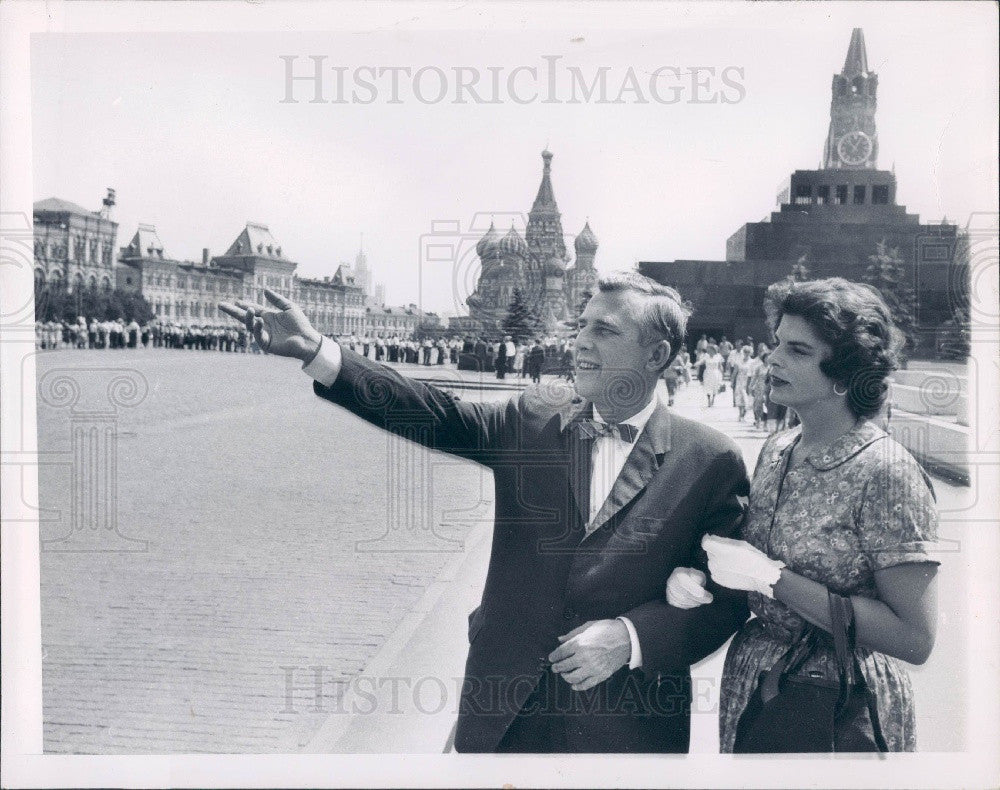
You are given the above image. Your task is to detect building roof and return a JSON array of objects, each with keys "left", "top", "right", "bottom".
[
  {"left": 123, "top": 223, "right": 165, "bottom": 259},
  {"left": 224, "top": 222, "right": 285, "bottom": 259},
  {"left": 34, "top": 197, "right": 96, "bottom": 216}
]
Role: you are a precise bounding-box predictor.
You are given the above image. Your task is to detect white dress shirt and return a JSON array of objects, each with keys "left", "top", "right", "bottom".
[
  {"left": 303, "top": 337, "right": 650, "bottom": 669},
  {"left": 588, "top": 399, "right": 658, "bottom": 671}
]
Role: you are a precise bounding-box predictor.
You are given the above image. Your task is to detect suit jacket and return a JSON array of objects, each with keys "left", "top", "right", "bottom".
[{"left": 314, "top": 348, "right": 750, "bottom": 752}]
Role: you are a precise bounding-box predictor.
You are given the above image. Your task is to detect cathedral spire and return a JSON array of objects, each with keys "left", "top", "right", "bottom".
[
  {"left": 532, "top": 149, "right": 558, "bottom": 213},
  {"left": 842, "top": 28, "right": 869, "bottom": 77}
]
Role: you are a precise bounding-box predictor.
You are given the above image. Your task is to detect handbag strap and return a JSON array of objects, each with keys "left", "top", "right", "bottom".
[{"left": 827, "top": 591, "right": 889, "bottom": 752}]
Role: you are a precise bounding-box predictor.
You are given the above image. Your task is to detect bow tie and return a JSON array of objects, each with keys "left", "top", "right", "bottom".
[{"left": 576, "top": 418, "right": 639, "bottom": 443}]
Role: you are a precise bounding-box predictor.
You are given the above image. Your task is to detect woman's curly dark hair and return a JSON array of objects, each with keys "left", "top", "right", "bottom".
[{"left": 763, "top": 277, "right": 904, "bottom": 419}]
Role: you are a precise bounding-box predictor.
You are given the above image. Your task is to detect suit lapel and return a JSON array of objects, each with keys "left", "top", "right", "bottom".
[
  {"left": 560, "top": 400, "right": 594, "bottom": 527},
  {"left": 585, "top": 400, "right": 672, "bottom": 538}
]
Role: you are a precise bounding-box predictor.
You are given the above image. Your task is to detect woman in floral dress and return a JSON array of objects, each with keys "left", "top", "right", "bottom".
[{"left": 667, "top": 278, "right": 939, "bottom": 752}]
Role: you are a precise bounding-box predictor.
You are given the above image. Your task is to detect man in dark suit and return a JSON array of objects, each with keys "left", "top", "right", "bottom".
[
  {"left": 527, "top": 339, "right": 545, "bottom": 383},
  {"left": 495, "top": 336, "right": 508, "bottom": 379},
  {"left": 220, "top": 271, "right": 749, "bottom": 753}
]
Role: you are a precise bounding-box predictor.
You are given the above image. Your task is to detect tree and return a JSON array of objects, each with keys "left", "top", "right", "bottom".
[
  {"left": 33, "top": 282, "right": 154, "bottom": 324},
  {"left": 501, "top": 287, "right": 543, "bottom": 344},
  {"left": 937, "top": 305, "right": 970, "bottom": 360},
  {"left": 863, "top": 240, "right": 917, "bottom": 354}
]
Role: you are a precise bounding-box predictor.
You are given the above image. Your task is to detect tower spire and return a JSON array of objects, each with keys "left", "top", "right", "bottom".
[
  {"left": 533, "top": 149, "right": 557, "bottom": 212},
  {"left": 822, "top": 28, "right": 878, "bottom": 169},
  {"left": 842, "top": 28, "right": 869, "bottom": 77}
]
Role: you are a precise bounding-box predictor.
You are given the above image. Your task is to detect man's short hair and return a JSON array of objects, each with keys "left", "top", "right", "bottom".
[{"left": 597, "top": 271, "right": 691, "bottom": 365}]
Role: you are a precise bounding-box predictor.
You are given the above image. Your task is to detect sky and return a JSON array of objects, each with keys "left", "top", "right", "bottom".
[{"left": 30, "top": 2, "right": 999, "bottom": 315}]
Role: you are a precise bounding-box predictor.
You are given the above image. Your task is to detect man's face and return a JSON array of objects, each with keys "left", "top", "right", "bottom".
[{"left": 574, "top": 290, "right": 657, "bottom": 406}]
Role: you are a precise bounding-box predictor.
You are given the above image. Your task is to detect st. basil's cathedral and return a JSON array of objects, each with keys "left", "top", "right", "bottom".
[{"left": 465, "top": 150, "right": 598, "bottom": 335}]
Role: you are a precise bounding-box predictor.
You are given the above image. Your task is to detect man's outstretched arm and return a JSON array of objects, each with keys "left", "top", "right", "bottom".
[{"left": 219, "top": 289, "right": 512, "bottom": 462}]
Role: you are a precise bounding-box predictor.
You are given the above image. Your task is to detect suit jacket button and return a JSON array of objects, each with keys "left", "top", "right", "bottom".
[{"left": 563, "top": 607, "right": 576, "bottom": 620}]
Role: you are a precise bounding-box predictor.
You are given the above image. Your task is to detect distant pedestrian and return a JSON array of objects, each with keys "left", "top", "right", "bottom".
[
  {"left": 701, "top": 345, "right": 724, "bottom": 407},
  {"left": 526, "top": 339, "right": 544, "bottom": 384}
]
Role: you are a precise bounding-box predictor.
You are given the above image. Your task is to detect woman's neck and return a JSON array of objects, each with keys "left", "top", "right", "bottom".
[{"left": 794, "top": 400, "right": 859, "bottom": 452}]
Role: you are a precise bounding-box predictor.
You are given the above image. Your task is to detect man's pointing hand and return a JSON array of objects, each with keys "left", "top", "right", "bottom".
[{"left": 219, "top": 288, "right": 322, "bottom": 362}]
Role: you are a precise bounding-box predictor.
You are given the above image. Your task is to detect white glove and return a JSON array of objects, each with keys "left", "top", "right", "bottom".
[
  {"left": 666, "top": 567, "right": 714, "bottom": 609},
  {"left": 702, "top": 534, "right": 785, "bottom": 598}
]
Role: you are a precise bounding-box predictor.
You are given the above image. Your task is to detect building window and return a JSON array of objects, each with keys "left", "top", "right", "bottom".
[
  {"left": 816, "top": 185, "right": 830, "bottom": 205},
  {"left": 872, "top": 185, "right": 890, "bottom": 205},
  {"left": 834, "top": 185, "right": 848, "bottom": 205},
  {"left": 793, "top": 184, "right": 812, "bottom": 205},
  {"left": 853, "top": 185, "right": 866, "bottom": 205}
]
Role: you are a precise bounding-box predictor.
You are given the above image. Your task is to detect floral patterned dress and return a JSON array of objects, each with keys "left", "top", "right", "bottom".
[{"left": 719, "top": 421, "right": 939, "bottom": 752}]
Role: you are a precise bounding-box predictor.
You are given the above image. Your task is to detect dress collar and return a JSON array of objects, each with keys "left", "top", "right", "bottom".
[{"left": 773, "top": 420, "right": 887, "bottom": 470}]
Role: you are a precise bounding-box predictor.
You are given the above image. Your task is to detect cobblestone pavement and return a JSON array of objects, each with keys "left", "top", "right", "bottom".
[{"left": 36, "top": 350, "right": 970, "bottom": 752}]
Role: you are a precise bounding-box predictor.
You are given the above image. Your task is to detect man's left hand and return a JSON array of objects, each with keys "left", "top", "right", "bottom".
[{"left": 548, "top": 619, "right": 631, "bottom": 692}]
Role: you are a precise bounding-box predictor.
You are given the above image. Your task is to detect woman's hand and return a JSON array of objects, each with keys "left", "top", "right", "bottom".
[
  {"left": 702, "top": 534, "right": 785, "bottom": 598},
  {"left": 666, "top": 567, "right": 714, "bottom": 609}
]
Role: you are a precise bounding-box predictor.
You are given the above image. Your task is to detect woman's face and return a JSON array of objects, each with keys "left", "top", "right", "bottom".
[{"left": 766, "top": 314, "right": 840, "bottom": 411}]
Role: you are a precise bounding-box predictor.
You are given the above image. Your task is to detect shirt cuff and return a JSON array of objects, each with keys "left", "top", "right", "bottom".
[
  {"left": 616, "top": 616, "right": 642, "bottom": 670},
  {"left": 302, "top": 337, "right": 342, "bottom": 387}
]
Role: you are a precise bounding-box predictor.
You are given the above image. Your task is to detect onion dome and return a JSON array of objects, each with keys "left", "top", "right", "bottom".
[
  {"left": 476, "top": 222, "right": 500, "bottom": 258},
  {"left": 574, "top": 222, "right": 598, "bottom": 254},
  {"left": 499, "top": 225, "right": 527, "bottom": 258}
]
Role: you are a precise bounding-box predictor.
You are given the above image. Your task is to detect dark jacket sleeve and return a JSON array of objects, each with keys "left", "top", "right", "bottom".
[
  {"left": 625, "top": 447, "right": 751, "bottom": 679},
  {"left": 312, "top": 345, "right": 515, "bottom": 466}
]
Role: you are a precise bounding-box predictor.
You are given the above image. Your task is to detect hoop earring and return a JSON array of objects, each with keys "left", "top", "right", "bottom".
[{"left": 833, "top": 383, "right": 848, "bottom": 396}]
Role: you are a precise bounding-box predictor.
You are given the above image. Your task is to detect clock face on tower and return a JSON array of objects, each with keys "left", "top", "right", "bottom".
[{"left": 836, "top": 130, "right": 873, "bottom": 166}]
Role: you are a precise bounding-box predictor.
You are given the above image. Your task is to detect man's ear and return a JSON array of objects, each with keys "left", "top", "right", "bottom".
[{"left": 647, "top": 339, "right": 672, "bottom": 373}]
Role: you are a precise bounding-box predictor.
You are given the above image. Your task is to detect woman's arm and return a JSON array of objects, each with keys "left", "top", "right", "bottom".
[{"left": 772, "top": 562, "right": 938, "bottom": 665}]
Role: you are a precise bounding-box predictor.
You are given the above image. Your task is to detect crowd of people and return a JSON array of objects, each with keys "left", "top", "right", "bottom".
[
  {"left": 658, "top": 333, "right": 794, "bottom": 432},
  {"left": 32, "top": 318, "right": 583, "bottom": 382},
  {"left": 34, "top": 319, "right": 257, "bottom": 352},
  {"left": 30, "top": 319, "right": 864, "bottom": 436}
]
